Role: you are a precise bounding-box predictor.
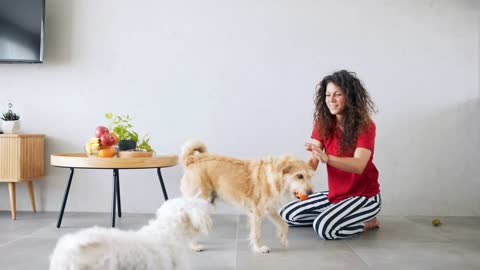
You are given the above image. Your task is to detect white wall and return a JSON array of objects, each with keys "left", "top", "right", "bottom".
[{"left": 1, "top": 0, "right": 479, "bottom": 216}]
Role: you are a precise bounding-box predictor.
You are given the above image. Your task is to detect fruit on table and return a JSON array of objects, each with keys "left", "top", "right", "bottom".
[
  {"left": 95, "top": 126, "right": 110, "bottom": 138},
  {"left": 87, "top": 126, "right": 118, "bottom": 156},
  {"left": 85, "top": 137, "right": 100, "bottom": 155},
  {"left": 432, "top": 218, "right": 441, "bottom": 226},
  {"left": 100, "top": 132, "right": 116, "bottom": 146},
  {"left": 97, "top": 146, "right": 116, "bottom": 158},
  {"left": 111, "top": 132, "right": 119, "bottom": 145}
]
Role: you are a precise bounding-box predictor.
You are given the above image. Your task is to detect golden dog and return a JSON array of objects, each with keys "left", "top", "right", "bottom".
[{"left": 180, "top": 140, "right": 315, "bottom": 253}]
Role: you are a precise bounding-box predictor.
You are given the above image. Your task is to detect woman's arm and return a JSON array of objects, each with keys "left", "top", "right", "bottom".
[
  {"left": 305, "top": 139, "right": 323, "bottom": 171},
  {"left": 311, "top": 146, "right": 371, "bottom": 174}
]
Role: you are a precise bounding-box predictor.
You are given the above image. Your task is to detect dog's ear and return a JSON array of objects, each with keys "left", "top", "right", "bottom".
[
  {"left": 180, "top": 208, "right": 192, "bottom": 225},
  {"left": 307, "top": 157, "right": 317, "bottom": 171},
  {"left": 282, "top": 165, "right": 293, "bottom": 175},
  {"left": 277, "top": 156, "right": 293, "bottom": 175},
  {"left": 180, "top": 207, "right": 212, "bottom": 235}
]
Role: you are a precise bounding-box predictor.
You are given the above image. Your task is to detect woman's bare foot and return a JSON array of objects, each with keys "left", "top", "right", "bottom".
[{"left": 364, "top": 217, "right": 380, "bottom": 232}]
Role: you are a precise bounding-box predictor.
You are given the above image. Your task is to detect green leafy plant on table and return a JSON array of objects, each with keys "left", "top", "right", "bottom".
[
  {"left": 105, "top": 113, "right": 155, "bottom": 153},
  {"left": 1, "top": 111, "right": 20, "bottom": 121}
]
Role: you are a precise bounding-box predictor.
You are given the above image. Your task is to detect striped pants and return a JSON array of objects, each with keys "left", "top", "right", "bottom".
[{"left": 279, "top": 191, "right": 382, "bottom": 240}]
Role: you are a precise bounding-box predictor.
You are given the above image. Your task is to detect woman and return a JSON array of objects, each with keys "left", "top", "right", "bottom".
[{"left": 280, "top": 70, "right": 381, "bottom": 240}]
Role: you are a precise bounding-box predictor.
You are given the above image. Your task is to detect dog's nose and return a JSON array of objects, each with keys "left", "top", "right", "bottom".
[{"left": 307, "top": 189, "right": 313, "bottom": 195}]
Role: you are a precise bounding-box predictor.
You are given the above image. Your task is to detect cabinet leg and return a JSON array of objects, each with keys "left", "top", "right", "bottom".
[
  {"left": 8, "top": 182, "right": 16, "bottom": 220},
  {"left": 27, "top": 181, "right": 37, "bottom": 213}
]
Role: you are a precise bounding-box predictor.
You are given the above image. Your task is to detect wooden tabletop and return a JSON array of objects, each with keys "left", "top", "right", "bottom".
[
  {"left": 0, "top": 134, "right": 45, "bottom": 138},
  {"left": 51, "top": 153, "right": 178, "bottom": 169}
]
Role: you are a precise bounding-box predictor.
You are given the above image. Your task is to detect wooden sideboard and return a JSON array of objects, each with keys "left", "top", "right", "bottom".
[{"left": 0, "top": 134, "right": 45, "bottom": 220}]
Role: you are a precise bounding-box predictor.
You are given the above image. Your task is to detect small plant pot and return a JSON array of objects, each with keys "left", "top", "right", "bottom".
[
  {"left": 117, "top": 139, "right": 136, "bottom": 151},
  {"left": 2, "top": 120, "right": 20, "bottom": 134}
]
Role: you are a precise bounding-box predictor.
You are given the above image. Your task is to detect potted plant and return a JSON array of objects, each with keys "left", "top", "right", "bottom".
[
  {"left": 105, "top": 113, "right": 155, "bottom": 155},
  {"left": 1, "top": 110, "right": 20, "bottom": 134}
]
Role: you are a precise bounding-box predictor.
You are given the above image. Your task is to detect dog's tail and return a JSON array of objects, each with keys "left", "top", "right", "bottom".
[{"left": 181, "top": 140, "right": 207, "bottom": 166}]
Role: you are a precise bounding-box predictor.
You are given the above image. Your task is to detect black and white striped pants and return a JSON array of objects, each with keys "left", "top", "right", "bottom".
[{"left": 279, "top": 191, "right": 382, "bottom": 240}]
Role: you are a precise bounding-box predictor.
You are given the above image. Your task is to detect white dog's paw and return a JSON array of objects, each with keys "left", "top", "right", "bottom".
[
  {"left": 253, "top": 245, "right": 271, "bottom": 253},
  {"left": 190, "top": 243, "right": 206, "bottom": 252}
]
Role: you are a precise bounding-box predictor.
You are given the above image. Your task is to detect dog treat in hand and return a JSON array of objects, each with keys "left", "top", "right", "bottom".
[{"left": 295, "top": 192, "right": 308, "bottom": 201}]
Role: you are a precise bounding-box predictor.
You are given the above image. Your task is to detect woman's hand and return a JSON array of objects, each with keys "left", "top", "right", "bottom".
[{"left": 305, "top": 143, "right": 329, "bottom": 163}]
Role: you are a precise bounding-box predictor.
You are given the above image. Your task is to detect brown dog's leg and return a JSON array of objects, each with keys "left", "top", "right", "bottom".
[
  {"left": 248, "top": 210, "right": 270, "bottom": 253},
  {"left": 268, "top": 210, "right": 288, "bottom": 248}
]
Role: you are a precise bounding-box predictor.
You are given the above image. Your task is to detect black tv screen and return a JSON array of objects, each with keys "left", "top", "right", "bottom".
[{"left": 0, "top": 0, "right": 45, "bottom": 63}]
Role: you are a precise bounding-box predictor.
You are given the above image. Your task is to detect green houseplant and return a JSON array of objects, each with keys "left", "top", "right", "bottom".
[
  {"left": 1, "top": 110, "right": 21, "bottom": 134},
  {"left": 1, "top": 111, "right": 20, "bottom": 121},
  {"left": 105, "top": 113, "right": 155, "bottom": 153}
]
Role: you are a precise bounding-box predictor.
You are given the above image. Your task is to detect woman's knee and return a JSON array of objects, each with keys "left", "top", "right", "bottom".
[
  {"left": 313, "top": 216, "right": 336, "bottom": 240},
  {"left": 279, "top": 200, "right": 303, "bottom": 222},
  {"left": 279, "top": 207, "right": 299, "bottom": 224},
  {"left": 279, "top": 205, "right": 316, "bottom": 226}
]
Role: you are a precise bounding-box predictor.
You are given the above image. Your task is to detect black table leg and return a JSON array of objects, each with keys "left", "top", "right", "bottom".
[
  {"left": 115, "top": 169, "right": 121, "bottom": 218},
  {"left": 112, "top": 169, "right": 117, "bottom": 227},
  {"left": 157, "top": 168, "right": 168, "bottom": 200},
  {"left": 57, "top": 168, "right": 74, "bottom": 228}
]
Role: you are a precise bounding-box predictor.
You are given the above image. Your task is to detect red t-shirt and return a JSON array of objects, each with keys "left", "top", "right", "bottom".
[{"left": 311, "top": 121, "right": 380, "bottom": 203}]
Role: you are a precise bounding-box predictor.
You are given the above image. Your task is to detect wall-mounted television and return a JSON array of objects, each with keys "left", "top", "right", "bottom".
[{"left": 0, "top": 0, "right": 45, "bottom": 63}]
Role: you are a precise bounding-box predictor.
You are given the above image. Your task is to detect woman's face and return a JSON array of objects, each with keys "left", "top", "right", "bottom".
[{"left": 325, "top": 82, "right": 346, "bottom": 116}]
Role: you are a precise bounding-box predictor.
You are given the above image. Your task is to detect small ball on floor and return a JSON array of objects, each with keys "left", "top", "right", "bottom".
[{"left": 432, "top": 218, "right": 441, "bottom": 226}]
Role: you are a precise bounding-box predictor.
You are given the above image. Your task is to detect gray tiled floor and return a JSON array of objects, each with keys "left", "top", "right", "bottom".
[{"left": 1, "top": 211, "right": 479, "bottom": 270}]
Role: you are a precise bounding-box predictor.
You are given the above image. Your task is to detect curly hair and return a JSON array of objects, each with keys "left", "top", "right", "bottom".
[{"left": 313, "top": 70, "right": 377, "bottom": 154}]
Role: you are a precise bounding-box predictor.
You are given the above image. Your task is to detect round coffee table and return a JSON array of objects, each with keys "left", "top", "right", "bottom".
[{"left": 51, "top": 153, "right": 178, "bottom": 228}]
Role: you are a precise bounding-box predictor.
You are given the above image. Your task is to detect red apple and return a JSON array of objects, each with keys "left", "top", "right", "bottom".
[
  {"left": 95, "top": 126, "right": 110, "bottom": 138},
  {"left": 100, "top": 133, "right": 115, "bottom": 146}
]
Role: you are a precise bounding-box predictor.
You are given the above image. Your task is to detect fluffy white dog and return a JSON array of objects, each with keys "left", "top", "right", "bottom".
[{"left": 49, "top": 197, "right": 212, "bottom": 270}]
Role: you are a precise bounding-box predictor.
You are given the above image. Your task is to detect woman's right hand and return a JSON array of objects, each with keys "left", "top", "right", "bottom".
[{"left": 305, "top": 143, "right": 329, "bottom": 163}]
